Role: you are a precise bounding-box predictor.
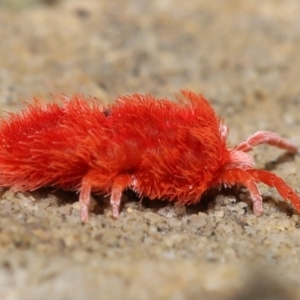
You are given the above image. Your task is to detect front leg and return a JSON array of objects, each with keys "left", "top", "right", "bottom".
[
  {"left": 235, "top": 131, "right": 297, "bottom": 153},
  {"left": 247, "top": 169, "right": 300, "bottom": 214},
  {"left": 217, "top": 168, "right": 263, "bottom": 216}
]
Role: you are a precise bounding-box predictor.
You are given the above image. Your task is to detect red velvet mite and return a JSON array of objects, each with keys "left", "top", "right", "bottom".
[{"left": 0, "top": 90, "right": 299, "bottom": 222}]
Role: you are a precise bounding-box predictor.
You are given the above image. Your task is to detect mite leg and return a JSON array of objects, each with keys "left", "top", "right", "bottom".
[
  {"left": 110, "top": 186, "right": 122, "bottom": 219},
  {"left": 79, "top": 178, "right": 92, "bottom": 223},
  {"left": 235, "top": 131, "right": 297, "bottom": 153},
  {"left": 219, "top": 124, "right": 229, "bottom": 139},
  {"left": 247, "top": 169, "right": 300, "bottom": 213},
  {"left": 219, "top": 168, "right": 263, "bottom": 215},
  {"left": 110, "top": 174, "right": 132, "bottom": 219}
]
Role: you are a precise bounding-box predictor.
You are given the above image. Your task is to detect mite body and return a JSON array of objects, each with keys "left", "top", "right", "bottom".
[{"left": 0, "top": 91, "right": 299, "bottom": 222}]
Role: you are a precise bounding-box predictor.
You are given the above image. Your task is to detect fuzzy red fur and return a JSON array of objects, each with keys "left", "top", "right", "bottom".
[{"left": 0, "top": 91, "right": 298, "bottom": 222}]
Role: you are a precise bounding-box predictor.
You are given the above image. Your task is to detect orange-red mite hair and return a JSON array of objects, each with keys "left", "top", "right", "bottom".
[{"left": 0, "top": 90, "right": 299, "bottom": 222}]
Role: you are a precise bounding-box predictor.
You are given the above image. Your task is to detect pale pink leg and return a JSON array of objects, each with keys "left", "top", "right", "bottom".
[
  {"left": 247, "top": 169, "right": 300, "bottom": 213},
  {"left": 219, "top": 124, "right": 229, "bottom": 139},
  {"left": 110, "top": 174, "right": 132, "bottom": 219},
  {"left": 110, "top": 186, "right": 122, "bottom": 219},
  {"left": 79, "top": 179, "right": 92, "bottom": 223},
  {"left": 218, "top": 168, "right": 263, "bottom": 215},
  {"left": 235, "top": 131, "right": 297, "bottom": 153}
]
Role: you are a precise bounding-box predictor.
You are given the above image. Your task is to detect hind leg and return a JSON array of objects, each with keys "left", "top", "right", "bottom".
[
  {"left": 79, "top": 174, "right": 133, "bottom": 222},
  {"left": 110, "top": 174, "right": 132, "bottom": 219},
  {"left": 79, "top": 178, "right": 92, "bottom": 223},
  {"left": 235, "top": 131, "right": 297, "bottom": 153}
]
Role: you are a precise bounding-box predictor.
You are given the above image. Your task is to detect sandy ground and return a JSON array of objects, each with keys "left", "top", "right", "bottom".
[{"left": 0, "top": 0, "right": 300, "bottom": 299}]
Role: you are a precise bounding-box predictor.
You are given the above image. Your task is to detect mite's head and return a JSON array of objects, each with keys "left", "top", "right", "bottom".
[
  {"left": 227, "top": 149, "right": 255, "bottom": 169},
  {"left": 218, "top": 123, "right": 254, "bottom": 170}
]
